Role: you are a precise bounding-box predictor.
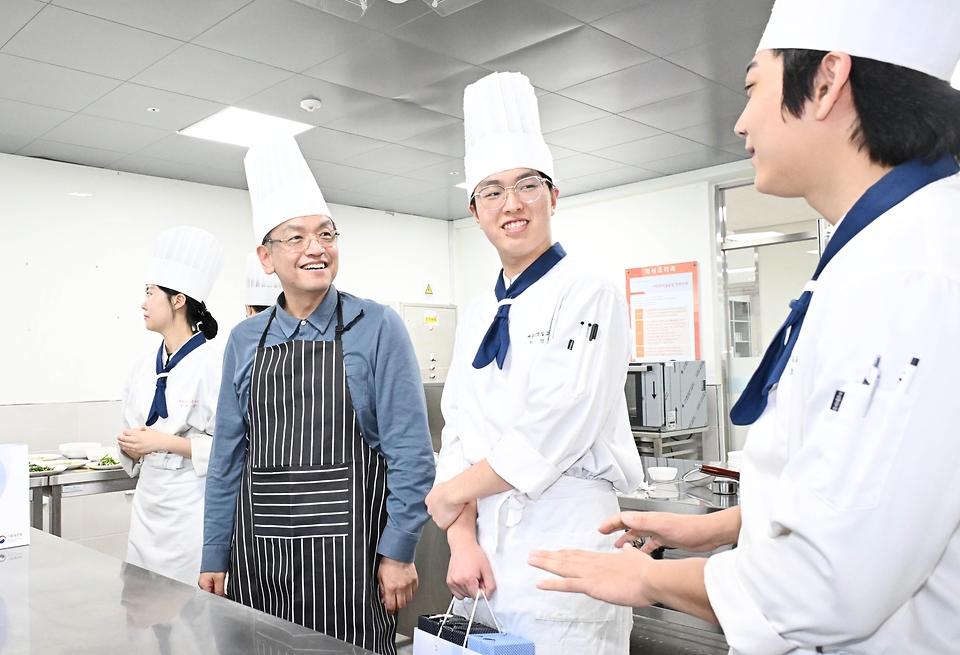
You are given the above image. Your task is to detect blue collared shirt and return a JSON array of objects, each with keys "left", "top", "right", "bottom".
[{"left": 202, "top": 286, "right": 435, "bottom": 572}]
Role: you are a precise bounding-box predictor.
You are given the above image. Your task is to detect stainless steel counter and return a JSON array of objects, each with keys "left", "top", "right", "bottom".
[
  {"left": 29, "top": 460, "right": 139, "bottom": 535},
  {"left": 0, "top": 529, "right": 375, "bottom": 655},
  {"left": 618, "top": 457, "right": 739, "bottom": 515}
]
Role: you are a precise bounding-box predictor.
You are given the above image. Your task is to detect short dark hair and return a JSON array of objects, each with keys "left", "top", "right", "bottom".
[
  {"left": 249, "top": 304, "right": 270, "bottom": 314},
  {"left": 158, "top": 286, "right": 219, "bottom": 340},
  {"left": 469, "top": 171, "right": 555, "bottom": 211},
  {"left": 777, "top": 49, "right": 960, "bottom": 167}
]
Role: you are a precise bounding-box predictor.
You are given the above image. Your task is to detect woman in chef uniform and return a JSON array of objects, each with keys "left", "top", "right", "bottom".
[
  {"left": 119, "top": 226, "right": 225, "bottom": 585},
  {"left": 426, "top": 72, "right": 643, "bottom": 655}
]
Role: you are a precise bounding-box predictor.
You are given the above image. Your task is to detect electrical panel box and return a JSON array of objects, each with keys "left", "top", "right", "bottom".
[
  {"left": 625, "top": 361, "right": 707, "bottom": 431},
  {"left": 399, "top": 303, "right": 457, "bottom": 384}
]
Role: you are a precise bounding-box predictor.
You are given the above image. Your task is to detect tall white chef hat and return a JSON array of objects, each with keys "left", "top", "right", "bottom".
[
  {"left": 463, "top": 72, "right": 554, "bottom": 196},
  {"left": 245, "top": 136, "right": 331, "bottom": 245},
  {"left": 245, "top": 252, "right": 283, "bottom": 306},
  {"left": 146, "top": 226, "right": 224, "bottom": 303},
  {"left": 757, "top": 0, "right": 960, "bottom": 82}
]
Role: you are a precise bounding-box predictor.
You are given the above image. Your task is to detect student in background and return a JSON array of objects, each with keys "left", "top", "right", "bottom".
[
  {"left": 244, "top": 251, "right": 282, "bottom": 317},
  {"left": 118, "top": 226, "right": 224, "bottom": 586}
]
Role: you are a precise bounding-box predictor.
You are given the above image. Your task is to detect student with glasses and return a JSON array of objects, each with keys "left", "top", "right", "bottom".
[
  {"left": 200, "top": 136, "right": 435, "bottom": 655},
  {"left": 425, "top": 72, "right": 643, "bottom": 655}
]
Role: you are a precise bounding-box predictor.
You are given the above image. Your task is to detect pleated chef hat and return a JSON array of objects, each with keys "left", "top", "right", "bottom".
[
  {"left": 245, "top": 252, "right": 283, "bottom": 306},
  {"left": 463, "top": 72, "right": 554, "bottom": 195},
  {"left": 146, "top": 226, "right": 224, "bottom": 303},
  {"left": 244, "top": 136, "right": 331, "bottom": 244},
  {"left": 757, "top": 0, "right": 960, "bottom": 82}
]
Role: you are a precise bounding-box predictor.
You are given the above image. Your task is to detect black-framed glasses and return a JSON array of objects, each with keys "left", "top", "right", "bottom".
[
  {"left": 472, "top": 176, "right": 550, "bottom": 211},
  {"left": 265, "top": 230, "right": 340, "bottom": 253}
]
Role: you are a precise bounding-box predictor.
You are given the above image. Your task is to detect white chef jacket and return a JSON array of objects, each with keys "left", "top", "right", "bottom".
[
  {"left": 704, "top": 174, "right": 960, "bottom": 655},
  {"left": 120, "top": 339, "right": 222, "bottom": 584},
  {"left": 437, "top": 255, "right": 644, "bottom": 655}
]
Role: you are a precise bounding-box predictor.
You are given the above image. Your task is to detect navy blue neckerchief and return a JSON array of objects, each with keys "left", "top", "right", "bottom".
[
  {"left": 145, "top": 331, "right": 207, "bottom": 426},
  {"left": 472, "top": 242, "right": 567, "bottom": 370},
  {"left": 730, "top": 154, "right": 959, "bottom": 426}
]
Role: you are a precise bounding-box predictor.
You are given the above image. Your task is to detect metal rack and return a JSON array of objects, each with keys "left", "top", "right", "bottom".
[{"left": 633, "top": 427, "right": 706, "bottom": 459}]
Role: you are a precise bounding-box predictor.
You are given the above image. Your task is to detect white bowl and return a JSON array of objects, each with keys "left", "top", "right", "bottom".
[
  {"left": 59, "top": 442, "right": 101, "bottom": 459},
  {"left": 86, "top": 446, "right": 118, "bottom": 462},
  {"left": 647, "top": 466, "right": 678, "bottom": 483}
]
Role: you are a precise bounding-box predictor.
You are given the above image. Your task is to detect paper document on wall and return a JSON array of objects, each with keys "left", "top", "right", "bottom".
[{"left": 626, "top": 262, "right": 700, "bottom": 361}]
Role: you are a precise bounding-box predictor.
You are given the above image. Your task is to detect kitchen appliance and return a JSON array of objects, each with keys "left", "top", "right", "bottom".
[{"left": 625, "top": 360, "right": 707, "bottom": 431}]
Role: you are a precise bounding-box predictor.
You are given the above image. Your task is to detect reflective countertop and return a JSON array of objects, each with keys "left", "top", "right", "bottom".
[
  {"left": 617, "top": 457, "right": 740, "bottom": 515},
  {"left": 0, "top": 530, "right": 374, "bottom": 655}
]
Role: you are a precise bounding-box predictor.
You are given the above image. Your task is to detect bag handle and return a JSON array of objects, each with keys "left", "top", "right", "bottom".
[{"left": 464, "top": 588, "right": 502, "bottom": 638}]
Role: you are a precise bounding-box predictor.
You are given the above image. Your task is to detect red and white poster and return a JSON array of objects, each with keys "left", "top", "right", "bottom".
[{"left": 625, "top": 261, "right": 700, "bottom": 361}]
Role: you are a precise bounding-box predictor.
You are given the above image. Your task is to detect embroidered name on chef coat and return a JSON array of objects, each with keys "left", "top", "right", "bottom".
[{"left": 528, "top": 330, "right": 551, "bottom": 345}]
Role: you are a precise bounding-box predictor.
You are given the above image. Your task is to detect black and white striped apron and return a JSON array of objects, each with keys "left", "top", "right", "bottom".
[{"left": 227, "top": 295, "right": 395, "bottom": 655}]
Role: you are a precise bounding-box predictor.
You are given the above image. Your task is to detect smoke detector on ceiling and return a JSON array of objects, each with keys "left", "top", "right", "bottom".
[{"left": 300, "top": 98, "right": 322, "bottom": 112}]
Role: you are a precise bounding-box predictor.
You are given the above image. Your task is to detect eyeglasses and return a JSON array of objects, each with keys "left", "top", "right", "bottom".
[
  {"left": 265, "top": 230, "right": 340, "bottom": 252},
  {"left": 472, "top": 176, "right": 550, "bottom": 211}
]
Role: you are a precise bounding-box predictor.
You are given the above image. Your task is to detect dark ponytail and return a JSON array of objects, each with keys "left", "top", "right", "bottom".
[{"left": 158, "top": 286, "right": 219, "bottom": 340}]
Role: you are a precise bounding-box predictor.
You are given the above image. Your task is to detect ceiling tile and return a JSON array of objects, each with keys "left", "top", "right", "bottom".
[
  {"left": 340, "top": 143, "right": 450, "bottom": 176},
  {"left": 665, "top": 24, "right": 765, "bottom": 89},
  {"left": 483, "top": 26, "right": 653, "bottom": 93},
  {"left": 400, "top": 122, "right": 465, "bottom": 159},
  {"left": 325, "top": 100, "right": 459, "bottom": 143},
  {"left": 562, "top": 165, "right": 660, "bottom": 192},
  {"left": 50, "top": 0, "right": 252, "bottom": 41},
  {"left": 296, "top": 127, "right": 388, "bottom": 164},
  {"left": 537, "top": 93, "right": 610, "bottom": 134},
  {"left": 593, "top": 0, "right": 772, "bottom": 57},
  {"left": 136, "top": 133, "right": 247, "bottom": 172},
  {"left": 40, "top": 114, "right": 169, "bottom": 153},
  {"left": 107, "top": 154, "right": 204, "bottom": 181},
  {"left": 181, "top": 167, "right": 248, "bottom": 189},
  {"left": 553, "top": 153, "right": 625, "bottom": 180},
  {"left": 0, "top": 53, "right": 121, "bottom": 112},
  {"left": 555, "top": 180, "right": 592, "bottom": 198},
  {"left": 0, "top": 132, "right": 35, "bottom": 153},
  {"left": 392, "top": 186, "right": 470, "bottom": 220},
  {"left": 352, "top": 175, "right": 444, "bottom": 200},
  {"left": 403, "top": 158, "right": 465, "bottom": 185},
  {"left": 237, "top": 75, "right": 390, "bottom": 127},
  {"left": 305, "top": 159, "right": 391, "bottom": 191},
  {"left": 2, "top": 6, "right": 181, "bottom": 79},
  {"left": 81, "top": 83, "right": 225, "bottom": 131},
  {"left": 131, "top": 44, "right": 293, "bottom": 105},
  {"left": 545, "top": 115, "right": 660, "bottom": 151},
  {"left": 394, "top": 66, "right": 492, "bottom": 119},
  {"left": 558, "top": 58, "right": 711, "bottom": 114},
  {"left": 593, "top": 133, "right": 705, "bottom": 165},
  {"left": 0, "top": 97, "right": 71, "bottom": 138},
  {"left": 324, "top": 188, "right": 396, "bottom": 213},
  {"left": 390, "top": 0, "right": 580, "bottom": 66},
  {"left": 0, "top": 0, "right": 44, "bottom": 48},
  {"left": 536, "top": 0, "right": 648, "bottom": 23},
  {"left": 548, "top": 144, "right": 580, "bottom": 161},
  {"left": 619, "top": 84, "right": 746, "bottom": 132},
  {"left": 642, "top": 147, "right": 742, "bottom": 175},
  {"left": 355, "top": 0, "right": 431, "bottom": 32},
  {"left": 676, "top": 116, "right": 745, "bottom": 151},
  {"left": 17, "top": 139, "right": 126, "bottom": 167},
  {"left": 194, "top": 0, "right": 379, "bottom": 73},
  {"left": 304, "top": 34, "right": 472, "bottom": 99}
]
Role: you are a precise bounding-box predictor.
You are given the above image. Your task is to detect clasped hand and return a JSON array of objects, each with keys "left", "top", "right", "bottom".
[
  {"left": 425, "top": 481, "right": 465, "bottom": 530},
  {"left": 117, "top": 426, "right": 167, "bottom": 459}
]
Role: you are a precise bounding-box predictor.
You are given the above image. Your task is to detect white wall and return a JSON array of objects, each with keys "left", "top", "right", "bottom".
[
  {"left": 451, "top": 161, "right": 754, "bottom": 384},
  {"left": 0, "top": 153, "right": 451, "bottom": 405}
]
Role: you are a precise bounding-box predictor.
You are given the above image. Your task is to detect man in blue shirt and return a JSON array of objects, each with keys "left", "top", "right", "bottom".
[{"left": 200, "top": 136, "right": 435, "bottom": 655}]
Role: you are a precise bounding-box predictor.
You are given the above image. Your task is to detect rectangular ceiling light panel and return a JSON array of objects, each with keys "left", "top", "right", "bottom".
[{"left": 179, "top": 107, "right": 314, "bottom": 147}]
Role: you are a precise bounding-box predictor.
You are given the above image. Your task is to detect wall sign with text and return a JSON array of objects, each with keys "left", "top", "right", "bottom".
[{"left": 625, "top": 261, "right": 700, "bottom": 361}]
